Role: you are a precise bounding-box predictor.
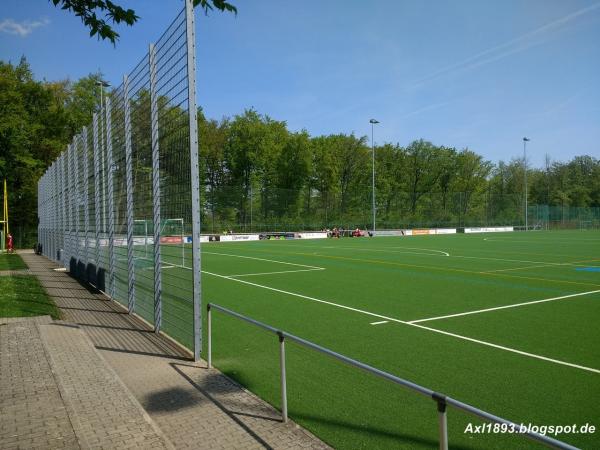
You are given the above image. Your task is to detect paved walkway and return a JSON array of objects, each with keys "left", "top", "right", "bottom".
[
  {"left": 16, "top": 252, "right": 329, "bottom": 450},
  {"left": 0, "top": 316, "right": 171, "bottom": 450}
]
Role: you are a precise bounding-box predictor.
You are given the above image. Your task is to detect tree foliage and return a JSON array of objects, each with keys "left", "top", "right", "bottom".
[
  {"left": 0, "top": 58, "right": 103, "bottom": 242},
  {"left": 2, "top": 57, "right": 599, "bottom": 242},
  {"left": 50, "top": 0, "right": 236, "bottom": 44}
]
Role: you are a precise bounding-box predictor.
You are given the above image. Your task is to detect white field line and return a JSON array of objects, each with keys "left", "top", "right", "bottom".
[
  {"left": 388, "top": 246, "right": 450, "bottom": 256},
  {"left": 408, "top": 289, "right": 600, "bottom": 324},
  {"left": 203, "top": 270, "right": 600, "bottom": 374},
  {"left": 203, "top": 251, "right": 324, "bottom": 270},
  {"left": 370, "top": 320, "right": 389, "bottom": 325},
  {"left": 228, "top": 268, "right": 325, "bottom": 278},
  {"left": 309, "top": 245, "right": 450, "bottom": 257},
  {"left": 408, "top": 322, "right": 600, "bottom": 374}
]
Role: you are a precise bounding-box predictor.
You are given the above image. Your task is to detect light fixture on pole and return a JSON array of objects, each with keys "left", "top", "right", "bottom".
[
  {"left": 523, "top": 137, "right": 530, "bottom": 231},
  {"left": 369, "top": 119, "right": 379, "bottom": 233}
]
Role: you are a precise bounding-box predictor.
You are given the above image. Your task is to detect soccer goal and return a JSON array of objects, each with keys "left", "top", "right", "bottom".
[
  {"left": 579, "top": 220, "right": 598, "bottom": 230},
  {"left": 133, "top": 219, "right": 151, "bottom": 259},
  {"left": 133, "top": 218, "right": 186, "bottom": 268},
  {"left": 160, "top": 218, "right": 186, "bottom": 268}
]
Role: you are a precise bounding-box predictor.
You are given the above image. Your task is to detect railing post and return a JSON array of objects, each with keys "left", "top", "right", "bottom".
[
  {"left": 278, "top": 332, "right": 288, "bottom": 423},
  {"left": 207, "top": 304, "right": 212, "bottom": 369},
  {"left": 433, "top": 393, "right": 448, "bottom": 450}
]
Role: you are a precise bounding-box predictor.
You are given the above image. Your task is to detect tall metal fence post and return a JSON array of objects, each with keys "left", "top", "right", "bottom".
[
  {"left": 207, "top": 304, "right": 212, "bottom": 368},
  {"left": 73, "top": 136, "right": 80, "bottom": 270},
  {"left": 60, "top": 156, "right": 66, "bottom": 264},
  {"left": 37, "top": 181, "right": 42, "bottom": 254},
  {"left": 433, "top": 394, "right": 448, "bottom": 450},
  {"left": 105, "top": 96, "right": 115, "bottom": 298},
  {"left": 66, "top": 144, "right": 73, "bottom": 269},
  {"left": 149, "top": 42, "right": 162, "bottom": 332},
  {"left": 278, "top": 332, "right": 288, "bottom": 423},
  {"left": 82, "top": 127, "right": 89, "bottom": 269},
  {"left": 93, "top": 113, "right": 101, "bottom": 275},
  {"left": 50, "top": 165, "right": 53, "bottom": 259},
  {"left": 185, "top": 0, "right": 203, "bottom": 361},
  {"left": 123, "top": 74, "right": 136, "bottom": 314}
]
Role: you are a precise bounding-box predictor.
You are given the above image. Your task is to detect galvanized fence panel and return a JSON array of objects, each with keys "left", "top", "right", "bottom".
[
  {"left": 153, "top": 5, "right": 197, "bottom": 348},
  {"left": 36, "top": 0, "right": 202, "bottom": 358},
  {"left": 129, "top": 51, "right": 155, "bottom": 326},
  {"left": 108, "top": 85, "right": 129, "bottom": 307}
]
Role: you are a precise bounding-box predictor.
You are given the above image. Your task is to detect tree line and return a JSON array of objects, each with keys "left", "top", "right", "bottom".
[{"left": 1, "top": 58, "right": 599, "bottom": 243}]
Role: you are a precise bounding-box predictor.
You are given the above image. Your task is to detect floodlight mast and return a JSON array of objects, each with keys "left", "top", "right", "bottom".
[
  {"left": 370, "top": 119, "right": 379, "bottom": 233},
  {"left": 523, "top": 137, "right": 530, "bottom": 231}
]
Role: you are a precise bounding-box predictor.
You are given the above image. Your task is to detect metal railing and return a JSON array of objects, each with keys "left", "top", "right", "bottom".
[{"left": 207, "top": 303, "right": 577, "bottom": 450}]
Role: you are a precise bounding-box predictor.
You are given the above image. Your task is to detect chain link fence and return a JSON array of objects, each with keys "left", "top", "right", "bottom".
[
  {"left": 37, "top": 0, "right": 202, "bottom": 359},
  {"left": 198, "top": 185, "right": 600, "bottom": 233}
]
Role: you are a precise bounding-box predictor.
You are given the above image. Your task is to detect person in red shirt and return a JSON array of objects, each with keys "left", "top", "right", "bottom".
[{"left": 7, "top": 233, "right": 14, "bottom": 253}]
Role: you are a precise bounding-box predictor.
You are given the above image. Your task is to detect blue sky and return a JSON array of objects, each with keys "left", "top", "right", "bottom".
[{"left": 1, "top": 0, "right": 599, "bottom": 168}]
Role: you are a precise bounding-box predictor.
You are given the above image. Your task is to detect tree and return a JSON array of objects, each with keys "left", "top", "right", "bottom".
[
  {"left": 51, "top": 0, "right": 237, "bottom": 44},
  {"left": 198, "top": 109, "right": 231, "bottom": 231},
  {"left": 405, "top": 139, "right": 443, "bottom": 215},
  {"left": 452, "top": 149, "right": 492, "bottom": 217}
]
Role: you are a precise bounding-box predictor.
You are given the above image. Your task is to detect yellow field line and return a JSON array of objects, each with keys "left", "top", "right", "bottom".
[
  {"left": 481, "top": 258, "right": 600, "bottom": 274},
  {"left": 480, "top": 263, "right": 569, "bottom": 274},
  {"left": 571, "top": 258, "right": 600, "bottom": 264},
  {"left": 475, "top": 248, "right": 597, "bottom": 259},
  {"left": 289, "top": 251, "right": 600, "bottom": 288}
]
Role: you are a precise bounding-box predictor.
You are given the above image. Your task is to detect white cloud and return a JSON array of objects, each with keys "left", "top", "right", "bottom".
[{"left": 0, "top": 18, "right": 50, "bottom": 37}]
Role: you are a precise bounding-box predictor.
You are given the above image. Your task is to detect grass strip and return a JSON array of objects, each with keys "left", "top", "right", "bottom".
[
  {"left": 0, "top": 253, "right": 28, "bottom": 270},
  {"left": 0, "top": 275, "right": 60, "bottom": 319}
]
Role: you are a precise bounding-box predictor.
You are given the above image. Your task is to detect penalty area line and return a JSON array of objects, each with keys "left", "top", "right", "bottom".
[
  {"left": 408, "top": 289, "right": 600, "bottom": 324},
  {"left": 203, "top": 251, "right": 324, "bottom": 270},
  {"left": 228, "top": 268, "right": 325, "bottom": 278},
  {"left": 204, "top": 270, "right": 600, "bottom": 374}
]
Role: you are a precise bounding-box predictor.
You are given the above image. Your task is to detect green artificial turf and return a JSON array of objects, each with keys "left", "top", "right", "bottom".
[
  {"left": 0, "top": 252, "right": 28, "bottom": 270},
  {"left": 115, "top": 230, "right": 600, "bottom": 449},
  {"left": 0, "top": 275, "right": 60, "bottom": 319}
]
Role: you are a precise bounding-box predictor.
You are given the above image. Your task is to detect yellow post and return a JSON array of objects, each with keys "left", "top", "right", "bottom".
[
  {"left": 3, "top": 179, "right": 8, "bottom": 237},
  {"left": 1, "top": 179, "right": 5, "bottom": 251}
]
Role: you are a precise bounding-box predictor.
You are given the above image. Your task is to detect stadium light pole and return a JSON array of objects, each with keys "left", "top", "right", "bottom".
[
  {"left": 96, "top": 80, "right": 110, "bottom": 233},
  {"left": 370, "top": 119, "right": 379, "bottom": 233},
  {"left": 523, "top": 137, "right": 530, "bottom": 231}
]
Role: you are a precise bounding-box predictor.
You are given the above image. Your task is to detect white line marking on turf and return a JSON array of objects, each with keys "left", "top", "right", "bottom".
[
  {"left": 203, "top": 251, "right": 324, "bottom": 270},
  {"left": 228, "top": 268, "right": 325, "bottom": 278},
  {"left": 203, "top": 270, "right": 600, "bottom": 374},
  {"left": 203, "top": 270, "right": 399, "bottom": 322},
  {"left": 408, "top": 290, "right": 600, "bottom": 324},
  {"left": 389, "top": 247, "right": 450, "bottom": 256},
  {"left": 370, "top": 320, "right": 389, "bottom": 325},
  {"left": 315, "top": 245, "right": 450, "bottom": 257},
  {"left": 408, "top": 322, "right": 600, "bottom": 374}
]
